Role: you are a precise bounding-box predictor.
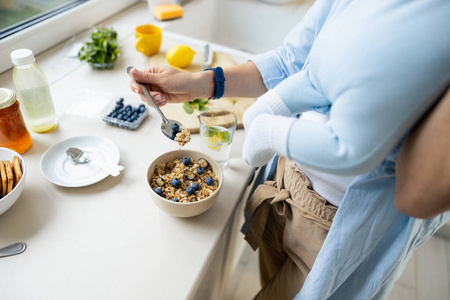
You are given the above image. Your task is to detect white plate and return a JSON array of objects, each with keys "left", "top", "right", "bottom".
[{"left": 40, "top": 135, "right": 120, "bottom": 187}]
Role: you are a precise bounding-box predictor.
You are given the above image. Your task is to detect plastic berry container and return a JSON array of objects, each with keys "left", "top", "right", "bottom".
[{"left": 99, "top": 99, "right": 148, "bottom": 130}]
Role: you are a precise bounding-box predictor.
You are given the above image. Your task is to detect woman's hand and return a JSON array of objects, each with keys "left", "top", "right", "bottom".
[{"left": 129, "top": 65, "right": 214, "bottom": 107}]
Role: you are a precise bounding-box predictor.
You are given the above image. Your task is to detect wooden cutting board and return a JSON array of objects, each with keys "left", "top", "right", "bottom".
[{"left": 148, "top": 49, "right": 256, "bottom": 133}]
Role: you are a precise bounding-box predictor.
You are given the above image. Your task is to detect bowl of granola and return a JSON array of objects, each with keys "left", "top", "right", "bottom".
[{"left": 147, "top": 150, "right": 223, "bottom": 218}]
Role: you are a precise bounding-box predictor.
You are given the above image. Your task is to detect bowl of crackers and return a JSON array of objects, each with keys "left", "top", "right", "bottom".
[
  {"left": 147, "top": 150, "right": 223, "bottom": 218},
  {"left": 0, "top": 147, "right": 25, "bottom": 216}
]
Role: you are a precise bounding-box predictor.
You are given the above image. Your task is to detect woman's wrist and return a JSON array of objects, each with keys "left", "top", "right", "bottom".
[{"left": 193, "top": 71, "right": 215, "bottom": 99}]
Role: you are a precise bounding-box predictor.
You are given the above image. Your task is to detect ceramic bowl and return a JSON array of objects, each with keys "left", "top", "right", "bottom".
[
  {"left": 0, "top": 147, "right": 26, "bottom": 216},
  {"left": 146, "top": 150, "right": 223, "bottom": 218}
]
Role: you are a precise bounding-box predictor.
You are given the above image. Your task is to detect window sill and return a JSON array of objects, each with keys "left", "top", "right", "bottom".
[{"left": 0, "top": 0, "right": 139, "bottom": 74}]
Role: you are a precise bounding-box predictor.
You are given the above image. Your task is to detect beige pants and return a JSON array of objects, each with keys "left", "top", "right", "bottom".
[{"left": 245, "top": 157, "right": 337, "bottom": 300}]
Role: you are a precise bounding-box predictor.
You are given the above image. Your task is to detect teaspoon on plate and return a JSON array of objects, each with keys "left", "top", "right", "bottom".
[
  {"left": 127, "top": 66, "right": 183, "bottom": 139},
  {"left": 66, "top": 147, "right": 123, "bottom": 177}
]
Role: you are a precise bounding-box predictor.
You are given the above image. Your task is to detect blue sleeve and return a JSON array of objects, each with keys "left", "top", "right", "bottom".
[{"left": 277, "top": 0, "right": 450, "bottom": 175}]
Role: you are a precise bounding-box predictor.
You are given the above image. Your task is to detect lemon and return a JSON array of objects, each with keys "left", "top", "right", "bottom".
[
  {"left": 166, "top": 45, "right": 195, "bottom": 68},
  {"left": 204, "top": 136, "right": 223, "bottom": 152}
]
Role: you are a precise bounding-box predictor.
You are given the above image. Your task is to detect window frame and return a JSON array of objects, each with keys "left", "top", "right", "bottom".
[{"left": 0, "top": 0, "right": 140, "bottom": 74}]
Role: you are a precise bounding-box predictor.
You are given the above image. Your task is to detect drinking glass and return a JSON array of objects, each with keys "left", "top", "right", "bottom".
[{"left": 199, "top": 108, "right": 237, "bottom": 168}]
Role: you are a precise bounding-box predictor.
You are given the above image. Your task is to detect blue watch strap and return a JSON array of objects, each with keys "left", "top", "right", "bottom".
[{"left": 206, "top": 67, "right": 225, "bottom": 99}]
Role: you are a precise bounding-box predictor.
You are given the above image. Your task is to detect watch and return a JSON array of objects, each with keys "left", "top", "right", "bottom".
[{"left": 205, "top": 67, "right": 225, "bottom": 99}]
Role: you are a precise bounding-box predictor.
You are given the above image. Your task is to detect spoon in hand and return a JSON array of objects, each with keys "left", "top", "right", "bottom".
[
  {"left": 127, "top": 66, "right": 183, "bottom": 139},
  {"left": 66, "top": 147, "right": 123, "bottom": 177}
]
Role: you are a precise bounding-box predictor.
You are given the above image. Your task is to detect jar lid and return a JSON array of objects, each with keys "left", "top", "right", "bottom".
[
  {"left": 0, "top": 88, "right": 16, "bottom": 109},
  {"left": 10, "top": 49, "right": 35, "bottom": 65}
]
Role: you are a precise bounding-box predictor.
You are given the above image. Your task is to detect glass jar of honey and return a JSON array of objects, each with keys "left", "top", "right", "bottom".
[{"left": 0, "top": 88, "right": 32, "bottom": 154}]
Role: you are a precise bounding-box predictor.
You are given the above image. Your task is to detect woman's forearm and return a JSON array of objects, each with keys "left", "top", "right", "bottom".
[
  {"left": 395, "top": 88, "right": 450, "bottom": 219},
  {"left": 222, "top": 61, "right": 268, "bottom": 98}
]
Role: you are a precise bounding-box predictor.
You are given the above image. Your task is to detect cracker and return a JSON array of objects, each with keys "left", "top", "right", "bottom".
[
  {"left": 11, "top": 156, "right": 22, "bottom": 188},
  {"left": 4, "top": 160, "right": 13, "bottom": 194},
  {"left": 0, "top": 161, "right": 6, "bottom": 197}
]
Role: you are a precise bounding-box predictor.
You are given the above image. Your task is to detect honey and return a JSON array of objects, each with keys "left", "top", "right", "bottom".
[{"left": 0, "top": 88, "right": 32, "bottom": 154}]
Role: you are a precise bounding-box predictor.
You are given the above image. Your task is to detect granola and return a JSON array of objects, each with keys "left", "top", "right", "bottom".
[
  {"left": 174, "top": 128, "right": 191, "bottom": 147},
  {"left": 150, "top": 157, "right": 218, "bottom": 203}
]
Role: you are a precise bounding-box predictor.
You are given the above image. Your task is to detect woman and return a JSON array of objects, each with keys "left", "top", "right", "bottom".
[{"left": 130, "top": 0, "right": 450, "bottom": 298}]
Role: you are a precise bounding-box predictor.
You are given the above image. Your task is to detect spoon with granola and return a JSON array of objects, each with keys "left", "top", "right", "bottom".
[{"left": 127, "top": 66, "right": 186, "bottom": 141}]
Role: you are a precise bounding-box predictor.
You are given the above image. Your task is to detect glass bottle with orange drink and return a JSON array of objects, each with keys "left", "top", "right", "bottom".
[{"left": 0, "top": 88, "right": 32, "bottom": 154}]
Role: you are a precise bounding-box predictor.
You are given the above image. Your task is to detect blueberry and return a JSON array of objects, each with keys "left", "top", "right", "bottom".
[
  {"left": 170, "top": 130, "right": 178, "bottom": 139},
  {"left": 139, "top": 106, "right": 146, "bottom": 113},
  {"left": 119, "top": 97, "right": 124, "bottom": 103},
  {"left": 205, "top": 177, "right": 215, "bottom": 186},
  {"left": 197, "top": 167, "right": 205, "bottom": 175},
  {"left": 172, "top": 198, "right": 179, "bottom": 202},
  {"left": 183, "top": 169, "right": 195, "bottom": 180},
  {"left": 171, "top": 178, "right": 181, "bottom": 188},
  {"left": 186, "top": 186, "right": 195, "bottom": 195},
  {"left": 171, "top": 123, "right": 180, "bottom": 132},
  {"left": 192, "top": 182, "right": 200, "bottom": 191},
  {"left": 117, "top": 114, "right": 123, "bottom": 120},
  {"left": 182, "top": 157, "right": 191, "bottom": 166},
  {"left": 155, "top": 177, "right": 165, "bottom": 187},
  {"left": 197, "top": 158, "right": 208, "bottom": 169},
  {"left": 154, "top": 188, "right": 163, "bottom": 197}
]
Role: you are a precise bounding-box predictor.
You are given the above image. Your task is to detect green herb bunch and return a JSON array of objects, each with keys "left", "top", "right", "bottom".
[
  {"left": 78, "top": 27, "right": 120, "bottom": 68},
  {"left": 183, "top": 99, "right": 209, "bottom": 114}
]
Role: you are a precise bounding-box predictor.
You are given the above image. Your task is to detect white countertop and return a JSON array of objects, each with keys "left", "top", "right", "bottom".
[{"left": 0, "top": 3, "right": 255, "bottom": 299}]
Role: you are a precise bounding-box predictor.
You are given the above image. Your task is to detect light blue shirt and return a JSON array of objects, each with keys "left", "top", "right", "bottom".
[{"left": 251, "top": 0, "right": 450, "bottom": 298}]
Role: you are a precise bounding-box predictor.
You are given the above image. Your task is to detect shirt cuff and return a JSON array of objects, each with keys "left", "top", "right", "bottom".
[
  {"left": 262, "top": 89, "right": 292, "bottom": 116},
  {"left": 249, "top": 51, "right": 287, "bottom": 89},
  {"left": 268, "top": 115, "right": 296, "bottom": 159}
]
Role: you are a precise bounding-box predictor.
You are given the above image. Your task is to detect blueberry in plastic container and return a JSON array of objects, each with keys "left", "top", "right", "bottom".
[{"left": 101, "top": 97, "right": 148, "bottom": 130}]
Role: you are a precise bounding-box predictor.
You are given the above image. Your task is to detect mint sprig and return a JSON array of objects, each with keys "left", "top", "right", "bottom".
[{"left": 183, "top": 99, "right": 209, "bottom": 114}]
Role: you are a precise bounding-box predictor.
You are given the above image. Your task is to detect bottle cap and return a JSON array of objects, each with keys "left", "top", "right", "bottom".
[
  {"left": 10, "top": 49, "right": 35, "bottom": 66},
  {"left": 0, "top": 88, "right": 16, "bottom": 109}
]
